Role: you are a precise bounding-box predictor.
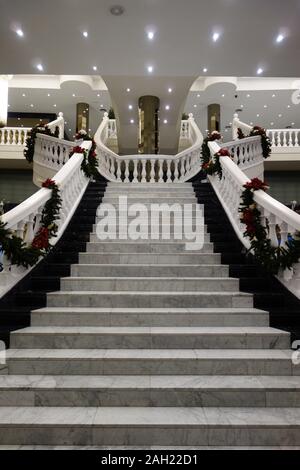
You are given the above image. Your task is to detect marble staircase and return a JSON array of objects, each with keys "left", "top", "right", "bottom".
[{"left": 0, "top": 182, "right": 300, "bottom": 448}]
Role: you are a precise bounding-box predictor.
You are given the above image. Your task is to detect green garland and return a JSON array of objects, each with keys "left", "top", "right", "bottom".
[
  {"left": 0, "top": 179, "right": 61, "bottom": 268},
  {"left": 239, "top": 178, "right": 300, "bottom": 274},
  {"left": 24, "top": 124, "right": 59, "bottom": 163},
  {"left": 237, "top": 126, "right": 272, "bottom": 159},
  {"left": 69, "top": 137, "right": 99, "bottom": 179}
]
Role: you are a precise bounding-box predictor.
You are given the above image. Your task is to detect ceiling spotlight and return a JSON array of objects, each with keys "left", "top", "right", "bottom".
[
  {"left": 193, "top": 104, "right": 197, "bottom": 108},
  {"left": 197, "top": 94, "right": 200, "bottom": 98},
  {"left": 256, "top": 114, "right": 260, "bottom": 117},
  {"left": 147, "top": 31, "right": 154, "bottom": 40},
  {"left": 270, "top": 122, "right": 274, "bottom": 125},
  {"left": 17, "top": 117, "right": 21, "bottom": 121},
  {"left": 30, "top": 104, "right": 34, "bottom": 107},
  {"left": 264, "top": 105, "right": 268, "bottom": 108},
  {"left": 278, "top": 113, "right": 282, "bottom": 117},
  {"left": 93, "top": 66, "right": 97, "bottom": 71},
  {"left": 165, "top": 105, "right": 170, "bottom": 110},
  {"left": 36, "top": 63, "right": 44, "bottom": 71},
  {"left": 240, "top": 104, "right": 244, "bottom": 108},
  {"left": 110, "top": 5, "right": 125, "bottom": 16},
  {"left": 22, "top": 93, "right": 26, "bottom": 97},
  {"left": 126, "top": 88, "right": 131, "bottom": 92},
  {"left": 272, "top": 94, "right": 276, "bottom": 97},
  {"left": 221, "top": 94, "right": 225, "bottom": 98},
  {"left": 47, "top": 93, "right": 51, "bottom": 97},
  {"left": 147, "top": 65, "right": 153, "bottom": 73},
  {"left": 212, "top": 32, "right": 220, "bottom": 42},
  {"left": 168, "top": 88, "right": 173, "bottom": 93},
  {"left": 130, "top": 119, "right": 134, "bottom": 124},
  {"left": 276, "top": 34, "right": 284, "bottom": 43},
  {"left": 250, "top": 122, "right": 253, "bottom": 125},
  {"left": 203, "top": 67, "right": 208, "bottom": 73},
  {"left": 128, "top": 105, "right": 133, "bottom": 110},
  {"left": 72, "top": 94, "right": 76, "bottom": 97},
  {"left": 292, "top": 122, "right": 295, "bottom": 126},
  {"left": 287, "top": 104, "right": 291, "bottom": 108},
  {"left": 163, "top": 119, "right": 168, "bottom": 124},
  {"left": 257, "top": 67, "right": 263, "bottom": 75},
  {"left": 53, "top": 104, "right": 57, "bottom": 107},
  {"left": 246, "top": 94, "right": 251, "bottom": 98},
  {"left": 97, "top": 94, "right": 100, "bottom": 97},
  {"left": 16, "top": 29, "right": 24, "bottom": 37},
  {"left": 69, "top": 128, "right": 72, "bottom": 132},
  {"left": 83, "top": 31, "right": 88, "bottom": 38}
]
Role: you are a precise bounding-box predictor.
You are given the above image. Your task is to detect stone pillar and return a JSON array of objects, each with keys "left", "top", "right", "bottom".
[
  {"left": 207, "top": 103, "right": 221, "bottom": 134},
  {"left": 0, "top": 75, "right": 12, "bottom": 128},
  {"left": 138, "top": 96, "right": 160, "bottom": 154},
  {"left": 76, "top": 103, "right": 89, "bottom": 133}
]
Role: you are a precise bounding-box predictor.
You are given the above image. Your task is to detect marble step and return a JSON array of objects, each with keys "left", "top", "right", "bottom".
[
  {"left": 101, "top": 197, "right": 198, "bottom": 204},
  {"left": 85, "top": 242, "right": 213, "bottom": 253},
  {"left": 46, "top": 291, "right": 253, "bottom": 308},
  {"left": 31, "top": 307, "right": 269, "bottom": 327},
  {"left": 0, "top": 375, "right": 300, "bottom": 407},
  {"left": 10, "top": 326, "right": 289, "bottom": 349},
  {"left": 71, "top": 264, "right": 228, "bottom": 278},
  {"left": 1, "top": 406, "right": 300, "bottom": 446},
  {"left": 92, "top": 224, "right": 208, "bottom": 233},
  {"left": 106, "top": 183, "right": 193, "bottom": 189},
  {"left": 60, "top": 277, "right": 239, "bottom": 293},
  {"left": 6, "top": 349, "right": 295, "bottom": 375},
  {"left": 104, "top": 191, "right": 196, "bottom": 198},
  {"left": 78, "top": 252, "right": 221, "bottom": 265},
  {"left": 89, "top": 233, "right": 211, "bottom": 243}
]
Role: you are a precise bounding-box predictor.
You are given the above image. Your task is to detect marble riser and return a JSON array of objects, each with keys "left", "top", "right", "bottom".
[
  {"left": 89, "top": 233, "right": 211, "bottom": 243},
  {"left": 101, "top": 197, "right": 198, "bottom": 204},
  {"left": 104, "top": 189, "right": 195, "bottom": 194},
  {"left": 31, "top": 308, "right": 270, "bottom": 328},
  {"left": 71, "top": 264, "right": 228, "bottom": 278},
  {"left": 0, "top": 375, "right": 300, "bottom": 407},
  {"left": 46, "top": 291, "right": 253, "bottom": 309},
  {"left": 6, "top": 350, "right": 295, "bottom": 376},
  {"left": 78, "top": 253, "right": 221, "bottom": 265},
  {"left": 10, "top": 327, "right": 289, "bottom": 350},
  {"left": 84, "top": 242, "right": 213, "bottom": 254},
  {"left": 59, "top": 277, "right": 239, "bottom": 293}
]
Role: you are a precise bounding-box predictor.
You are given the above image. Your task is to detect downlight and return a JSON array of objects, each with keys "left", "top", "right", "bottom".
[{"left": 110, "top": 5, "right": 125, "bottom": 16}]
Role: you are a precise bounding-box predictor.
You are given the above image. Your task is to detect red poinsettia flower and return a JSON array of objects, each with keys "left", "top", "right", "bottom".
[
  {"left": 31, "top": 227, "right": 49, "bottom": 250},
  {"left": 241, "top": 208, "right": 254, "bottom": 224},
  {"left": 208, "top": 131, "right": 221, "bottom": 141},
  {"left": 251, "top": 125, "right": 266, "bottom": 136},
  {"left": 90, "top": 150, "right": 97, "bottom": 158},
  {"left": 246, "top": 224, "right": 256, "bottom": 235},
  {"left": 71, "top": 146, "right": 85, "bottom": 154},
  {"left": 244, "top": 178, "right": 269, "bottom": 191},
  {"left": 215, "top": 148, "right": 231, "bottom": 157},
  {"left": 42, "top": 178, "right": 56, "bottom": 189}
]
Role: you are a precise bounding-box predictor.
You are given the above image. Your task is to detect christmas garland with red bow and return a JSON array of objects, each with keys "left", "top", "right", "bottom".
[
  {"left": 237, "top": 125, "right": 272, "bottom": 159},
  {"left": 0, "top": 179, "right": 61, "bottom": 268},
  {"left": 239, "top": 178, "right": 300, "bottom": 274},
  {"left": 24, "top": 124, "right": 59, "bottom": 163},
  {"left": 69, "top": 137, "right": 99, "bottom": 179}
]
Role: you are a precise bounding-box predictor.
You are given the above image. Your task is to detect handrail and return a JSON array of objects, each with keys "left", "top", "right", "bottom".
[
  {"left": 0, "top": 139, "right": 90, "bottom": 298},
  {"left": 207, "top": 138, "right": 300, "bottom": 298},
  {"left": 232, "top": 113, "right": 253, "bottom": 140},
  {"left": 94, "top": 112, "right": 204, "bottom": 183}
]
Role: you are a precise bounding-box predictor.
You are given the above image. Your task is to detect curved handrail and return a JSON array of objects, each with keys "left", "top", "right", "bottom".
[
  {"left": 207, "top": 138, "right": 300, "bottom": 298},
  {"left": 232, "top": 113, "right": 253, "bottom": 140},
  {"left": 94, "top": 112, "right": 204, "bottom": 183},
  {"left": 0, "top": 139, "right": 91, "bottom": 298}
]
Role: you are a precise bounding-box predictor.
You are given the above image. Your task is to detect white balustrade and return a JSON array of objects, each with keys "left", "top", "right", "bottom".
[
  {"left": 46, "top": 112, "right": 65, "bottom": 139},
  {"left": 180, "top": 120, "right": 191, "bottom": 140},
  {"left": 232, "top": 113, "right": 253, "bottom": 140},
  {"left": 94, "top": 112, "right": 203, "bottom": 183},
  {"left": 0, "top": 140, "right": 91, "bottom": 298},
  {"left": 0, "top": 127, "right": 30, "bottom": 145},
  {"left": 267, "top": 129, "right": 300, "bottom": 149},
  {"left": 208, "top": 139, "right": 300, "bottom": 299},
  {"left": 34, "top": 134, "right": 75, "bottom": 173},
  {"left": 220, "top": 136, "right": 263, "bottom": 170}
]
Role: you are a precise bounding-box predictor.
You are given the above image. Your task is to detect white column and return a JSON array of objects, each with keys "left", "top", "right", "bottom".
[{"left": 0, "top": 76, "right": 12, "bottom": 128}]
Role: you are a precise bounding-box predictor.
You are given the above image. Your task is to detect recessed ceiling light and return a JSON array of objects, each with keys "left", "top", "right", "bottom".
[
  {"left": 47, "top": 93, "right": 51, "bottom": 97},
  {"left": 64, "top": 121, "right": 67, "bottom": 124},
  {"left": 126, "top": 88, "right": 131, "bottom": 92},
  {"left": 193, "top": 104, "right": 197, "bottom": 108},
  {"left": 240, "top": 104, "right": 244, "bottom": 108},
  {"left": 16, "top": 29, "right": 24, "bottom": 37},
  {"left": 221, "top": 94, "right": 225, "bottom": 98},
  {"left": 128, "top": 105, "right": 133, "bottom": 110},
  {"left": 246, "top": 94, "right": 251, "bottom": 98},
  {"left": 278, "top": 114, "right": 282, "bottom": 117},
  {"left": 256, "top": 114, "right": 260, "bottom": 117},
  {"left": 100, "top": 104, "right": 104, "bottom": 107},
  {"left": 264, "top": 105, "right": 268, "bottom": 108},
  {"left": 203, "top": 68, "right": 208, "bottom": 73},
  {"left": 212, "top": 32, "right": 220, "bottom": 42},
  {"left": 83, "top": 31, "right": 88, "bottom": 38},
  {"left": 30, "top": 104, "right": 34, "bottom": 107},
  {"left": 53, "top": 104, "right": 57, "bottom": 107},
  {"left": 272, "top": 94, "right": 276, "bottom": 97},
  {"left": 163, "top": 119, "right": 168, "bottom": 124},
  {"left": 257, "top": 67, "right": 263, "bottom": 75},
  {"left": 287, "top": 104, "right": 291, "bottom": 108},
  {"left": 7, "top": 104, "right": 10, "bottom": 107},
  {"left": 197, "top": 94, "right": 200, "bottom": 98},
  {"left": 17, "top": 117, "right": 20, "bottom": 121},
  {"left": 69, "top": 128, "right": 72, "bottom": 132},
  {"left": 72, "top": 94, "right": 76, "bottom": 97},
  {"left": 110, "top": 5, "right": 125, "bottom": 16},
  {"left": 165, "top": 105, "right": 170, "bottom": 110},
  {"left": 22, "top": 93, "right": 26, "bottom": 97},
  {"left": 147, "top": 31, "right": 154, "bottom": 40},
  {"left": 270, "top": 122, "right": 274, "bottom": 125},
  {"left": 36, "top": 64, "right": 44, "bottom": 71},
  {"left": 168, "top": 88, "right": 173, "bottom": 93},
  {"left": 250, "top": 122, "right": 253, "bottom": 125},
  {"left": 92, "top": 66, "right": 97, "bottom": 71},
  {"left": 147, "top": 65, "right": 153, "bottom": 73},
  {"left": 292, "top": 122, "right": 295, "bottom": 125},
  {"left": 130, "top": 119, "right": 134, "bottom": 124},
  {"left": 97, "top": 94, "right": 100, "bottom": 97},
  {"left": 276, "top": 34, "right": 284, "bottom": 43}
]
